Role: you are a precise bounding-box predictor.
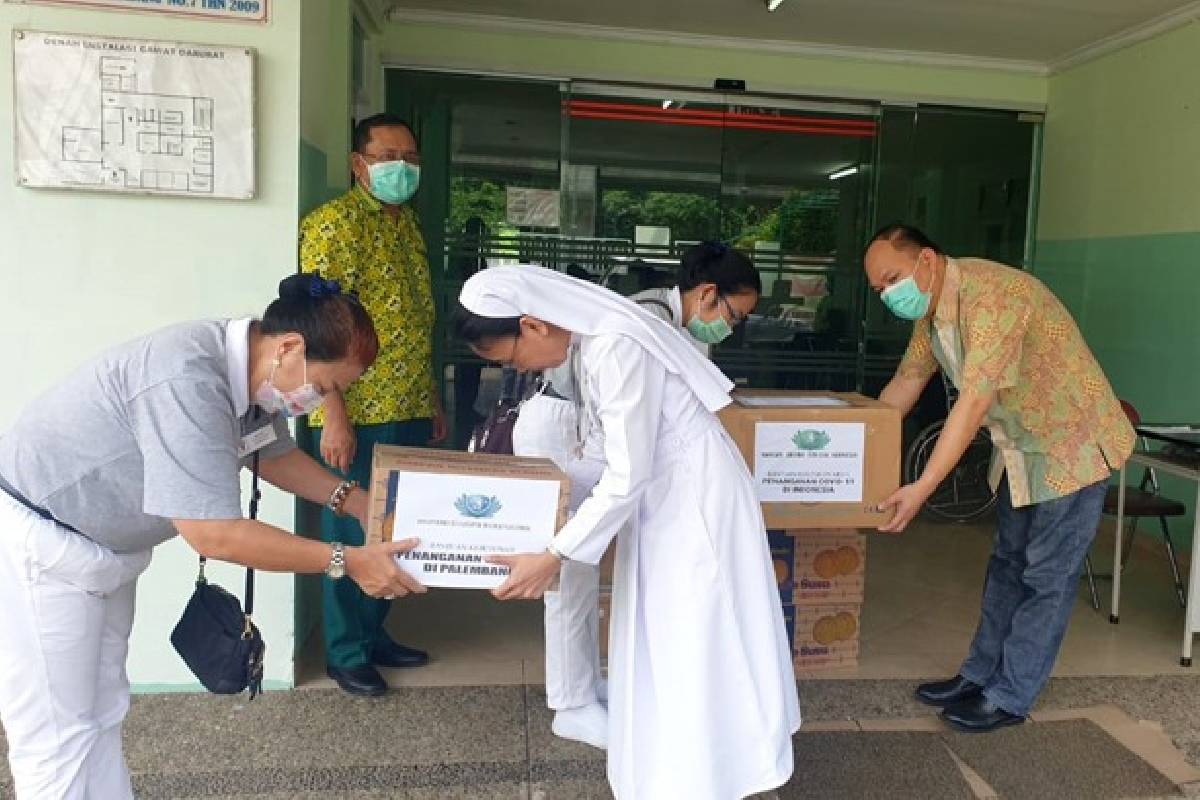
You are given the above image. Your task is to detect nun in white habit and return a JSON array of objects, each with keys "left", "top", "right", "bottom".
[{"left": 457, "top": 265, "right": 800, "bottom": 800}]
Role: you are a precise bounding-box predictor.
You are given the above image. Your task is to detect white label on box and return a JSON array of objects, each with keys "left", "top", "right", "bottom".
[
  {"left": 754, "top": 422, "right": 865, "bottom": 503},
  {"left": 385, "top": 472, "right": 561, "bottom": 589}
]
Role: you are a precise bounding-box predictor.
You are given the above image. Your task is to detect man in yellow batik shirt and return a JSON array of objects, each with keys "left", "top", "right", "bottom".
[
  {"left": 300, "top": 113, "right": 447, "bottom": 697},
  {"left": 864, "top": 224, "right": 1134, "bottom": 733}
]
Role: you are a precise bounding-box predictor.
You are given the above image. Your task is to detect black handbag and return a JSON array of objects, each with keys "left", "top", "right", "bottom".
[
  {"left": 468, "top": 399, "right": 521, "bottom": 454},
  {"left": 467, "top": 369, "right": 534, "bottom": 455},
  {"left": 170, "top": 450, "right": 266, "bottom": 698}
]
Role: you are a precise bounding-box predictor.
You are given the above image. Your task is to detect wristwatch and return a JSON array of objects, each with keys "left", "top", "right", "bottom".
[{"left": 326, "top": 542, "right": 346, "bottom": 580}]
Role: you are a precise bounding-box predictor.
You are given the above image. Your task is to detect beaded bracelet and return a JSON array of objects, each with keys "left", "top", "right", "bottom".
[{"left": 327, "top": 480, "right": 357, "bottom": 516}]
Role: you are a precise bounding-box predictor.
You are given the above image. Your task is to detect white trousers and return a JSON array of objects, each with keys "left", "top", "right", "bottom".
[
  {"left": 0, "top": 490, "right": 150, "bottom": 800},
  {"left": 512, "top": 394, "right": 606, "bottom": 710}
]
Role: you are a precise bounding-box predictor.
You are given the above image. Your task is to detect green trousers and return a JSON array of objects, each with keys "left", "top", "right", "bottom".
[{"left": 309, "top": 419, "right": 432, "bottom": 668}]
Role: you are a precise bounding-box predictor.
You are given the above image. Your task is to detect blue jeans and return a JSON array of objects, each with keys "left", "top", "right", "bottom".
[{"left": 958, "top": 476, "right": 1107, "bottom": 715}]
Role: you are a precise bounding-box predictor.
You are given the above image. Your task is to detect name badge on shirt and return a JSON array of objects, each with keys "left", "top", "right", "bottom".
[{"left": 238, "top": 423, "right": 278, "bottom": 458}]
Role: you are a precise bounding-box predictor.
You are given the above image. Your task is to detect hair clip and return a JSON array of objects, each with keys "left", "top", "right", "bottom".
[{"left": 309, "top": 278, "right": 342, "bottom": 298}]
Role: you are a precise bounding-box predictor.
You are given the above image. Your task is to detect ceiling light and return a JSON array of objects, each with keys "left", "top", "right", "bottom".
[
  {"left": 766, "top": 0, "right": 786, "bottom": 11},
  {"left": 829, "top": 166, "right": 859, "bottom": 181}
]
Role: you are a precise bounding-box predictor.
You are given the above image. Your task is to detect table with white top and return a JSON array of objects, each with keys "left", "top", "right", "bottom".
[{"left": 1109, "top": 425, "right": 1200, "bottom": 666}]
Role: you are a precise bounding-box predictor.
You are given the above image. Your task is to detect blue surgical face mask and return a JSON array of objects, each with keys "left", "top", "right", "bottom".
[
  {"left": 366, "top": 159, "right": 420, "bottom": 205},
  {"left": 880, "top": 257, "right": 933, "bottom": 321}
]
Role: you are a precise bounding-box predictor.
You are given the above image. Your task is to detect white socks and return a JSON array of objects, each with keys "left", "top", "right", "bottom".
[{"left": 552, "top": 702, "right": 608, "bottom": 750}]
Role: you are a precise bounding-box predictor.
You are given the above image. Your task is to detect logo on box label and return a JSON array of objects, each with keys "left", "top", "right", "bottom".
[
  {"left": 454, "top": 494, "right": 503, "bottom": 519},
  {"left": 791, "top": 429, "right": 831, "bottom": 451}
]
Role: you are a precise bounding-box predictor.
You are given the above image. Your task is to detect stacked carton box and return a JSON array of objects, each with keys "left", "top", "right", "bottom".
[
  {"left": 598, "top": 541, "right": 616, "bottom": 664},
  {"left": 366, "top": 447, "right": 570, "bottom": 546},
  {"left": 365, "top": 447, "right": 570, "bottom": 590},
  {"left": 719, "top": 389, "right": 898, "bottom": 673},
  {"left": 605, "top": 390, "right": 897, "bottom": 673},
  {"left": 718, "top": 391, "right": 901, "bottom": 530},
  {"left": 793, "top": 602, "right": 863, "bottom": 671},
  {"left": 598, "top": 589, "right": 611, "bottom": 663},
  {"left": 770, "top": 529, "right": 867, "bottom": 671},
  {"left": 600, "top": 533, "right": 866, "bottom": 671}
]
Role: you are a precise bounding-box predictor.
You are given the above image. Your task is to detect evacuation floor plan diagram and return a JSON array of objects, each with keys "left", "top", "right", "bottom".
[
  {"left": 15, "top": 31, "right": 255, "bottom": 199},
  {"left": 62, "top": 56, "right": 217, "bottom": 194}
]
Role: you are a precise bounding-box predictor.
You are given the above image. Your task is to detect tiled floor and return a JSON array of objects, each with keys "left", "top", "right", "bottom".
[
  {"left": 297, "top": 513, "right": 1199, "bottom": 689},
  {"left": 8, "top": 690, "right": 1199, "bottom": 799}
]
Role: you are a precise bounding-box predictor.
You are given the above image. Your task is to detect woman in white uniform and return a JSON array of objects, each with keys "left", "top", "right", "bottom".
[
  {"left": 512, "top": 242, "right": 762, "bottom": 750},
  {"left": 457, "top": 266, "right": 800, "bottom": 800},
  {"left": 0, "top": 274, "right": 425, "bottom": 799}
]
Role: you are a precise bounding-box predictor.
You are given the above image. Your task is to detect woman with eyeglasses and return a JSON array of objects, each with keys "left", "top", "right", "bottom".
[
  {"left": 508, "top": 242, "right": 761, "bottom": 752},
  {"left": 455, "top": 261, "right": 796, "bottom": 800}
]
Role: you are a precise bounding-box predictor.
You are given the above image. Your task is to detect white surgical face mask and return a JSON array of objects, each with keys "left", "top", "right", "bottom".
[{"left": 254, "top": 356, "right": 324, "bottom": 417}]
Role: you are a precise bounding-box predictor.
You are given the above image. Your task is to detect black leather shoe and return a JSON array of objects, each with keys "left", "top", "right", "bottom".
[
  {"left": 371, "top": 640, "right": 430, "bottom": 669},
  {"left": 915, "top": 675, "right": 983, "bottom": 707},
  {"left": 327, "top": 664, "right": 387, "bottom": 697},
  {"left": 941, "top": 695, "right": 1025, "bottom": 733}
]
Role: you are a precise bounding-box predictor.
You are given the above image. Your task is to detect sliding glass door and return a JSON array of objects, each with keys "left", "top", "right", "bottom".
[
  {"left": 561, "top": 84, "right": 878, "bottom": 391},
  {"left": 384, "top": 69, "right": 1040, "bottom": 445}
]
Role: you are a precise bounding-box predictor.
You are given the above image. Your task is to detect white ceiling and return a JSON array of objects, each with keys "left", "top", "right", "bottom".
[{"left": 387, "top": 0, "right": 1200, "bottom": 70}]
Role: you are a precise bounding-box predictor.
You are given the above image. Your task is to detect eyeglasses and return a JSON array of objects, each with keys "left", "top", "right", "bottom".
[
  {"left": 359, "top": 150, "right": 421, "bottom": 165},
  {"left": 719, "top": 294, "right": 749, "bottom": 327}
]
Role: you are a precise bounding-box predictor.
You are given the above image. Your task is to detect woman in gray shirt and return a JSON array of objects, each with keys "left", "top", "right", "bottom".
[{"left": 0, "top": 273, "right": 424, "bottom": 800}]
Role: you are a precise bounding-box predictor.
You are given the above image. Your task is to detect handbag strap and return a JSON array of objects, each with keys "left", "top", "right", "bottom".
[
  {"left": 244, "top": 448, "right": 260, "bottom": 616},
  {"left": 196, "top": 433, "right": 261, "bottom": 619},
  {"left": 635, "top": 296, "right": 674, "bottom": 320}
]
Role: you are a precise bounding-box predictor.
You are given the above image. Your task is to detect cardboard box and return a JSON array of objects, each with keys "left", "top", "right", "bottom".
[
  {"left": 791, "top": 530, "right": 866, "bottom": 603},
  {"left": 598, "top": 589, "right": 611, "bottom": 662},
  {"left": 769, "top": 529, "right": 867, "bottom": 604},
  {"left": 791, "top": 602, "right": 862, "bottom": 672},
  {"left": 599, "top": 540, "right": 616, "bottom": 590},
  {"left": 719, "top": 390, "right": 901, "bottom": 529},
  {"left": 782, "top": 603, "right": 796, "bottom": 653},
  {"left": 768, "top": 530, "right": 798, "bottom": 605},
  {"left": 366, "top": 446, "right": 570, "bottom": 589}
]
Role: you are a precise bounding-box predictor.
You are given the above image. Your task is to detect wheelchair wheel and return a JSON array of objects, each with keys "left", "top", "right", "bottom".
[{"left": 903, "top": 419, "right": 998, "bottom": 523}]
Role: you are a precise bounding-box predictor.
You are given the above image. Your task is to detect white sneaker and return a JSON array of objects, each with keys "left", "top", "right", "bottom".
[{"left": 551, "top": 702, "right": 608, "bottom": 750}]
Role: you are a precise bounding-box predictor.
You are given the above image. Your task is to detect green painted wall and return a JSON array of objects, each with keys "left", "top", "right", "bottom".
[
  {"left": 1036, "top": 23, "right": 1200, "bottom": 543},
  {"left": 1039, "top": 22, "right": 1200, "bottom": 241},
  {"left": 1036, "top": 236, "right": 1200, "bottom": 420},
  {"left": 377, "top": 21, "right": 1046, "bottom": 110},
  {"left": 294, "top": 0, "right": 358, "bottom": 659},
  {"left": 1, "top": 0, "right": 306, "bottom": 691},
  {"left": 300, "top": 0, "right": 353, "bottom": 205},
  {"left": 299, "top": 138, "right": 334, "bottom": 215}
]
